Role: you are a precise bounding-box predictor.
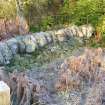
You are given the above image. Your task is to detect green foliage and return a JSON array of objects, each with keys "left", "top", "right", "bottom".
[
  {"left": 40, "top": 16, "right": 54, "bottom": 31},
  {"left": 60, "top": 0, "right": 105, "bottom": 26},
  {"left": 30, "top": 26, "right": 40, "bottom": 33},
  {"left": 1, "top": 0, "right": 105, "bottom": 37},
  {"left": 96, "top": 15, "right": 105, "bottom": 34},
  {"left": 23, "top": 0, "right": 48, "bottom": 17}
]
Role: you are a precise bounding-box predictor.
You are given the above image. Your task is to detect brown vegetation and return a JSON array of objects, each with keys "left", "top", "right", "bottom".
[
  {"left": 55, "top": 48, "right": 104, "bottom": 91},
  {"left": 95, "top": 30, "right": 102, "bottom": 42},
  {"left": 1, "top": 48, "right": 105, "bottom": 104},
  {"left": 9, "top": 71, "right": 40, "bottom": 105},
  {"left": 55, "top": 48, "right": 105, "bottom": 104},
  {"left": 0, "top": 17, "right": 29, "bottom": 41}
]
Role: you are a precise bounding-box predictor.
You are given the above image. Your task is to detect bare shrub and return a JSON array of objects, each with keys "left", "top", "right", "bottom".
[
  {"left": 9, "top": 70, "right": 53, "bottom": 105},
  {"left": 9, "top": 71, "right": 40, "bottom": 105}
]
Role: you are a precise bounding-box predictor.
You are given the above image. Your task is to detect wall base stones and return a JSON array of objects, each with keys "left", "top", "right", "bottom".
[{"left": 0, "top": 24, "right": 94, "bottom": 65}]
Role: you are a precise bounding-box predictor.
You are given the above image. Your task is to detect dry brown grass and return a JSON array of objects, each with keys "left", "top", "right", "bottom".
[
  {"left": 55, "top": 48, "right": 105, "bottom": 91},
  {"left": 55, "top": 48, "right": 105, "bottom": 105}
]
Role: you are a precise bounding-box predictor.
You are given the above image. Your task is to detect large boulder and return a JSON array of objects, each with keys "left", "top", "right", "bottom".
[
  {"left": 0, "top": 43, "right": 12, "bottom": 64},
  {"left": 64, "top": 27, "right": 74, "bottom": 37},
  {"left": 76, "top": 30, "right": 84, "bottom": 37},
  {"left": 80, "top": 25, "right": 87, "bottom": 37},
  {"left": 6, "top": 38, "right": 19, "bottom": 55},
  {"left": 20, "top": 35, "right": 37, "bottom": 53},
  {"left": 80, "top": 24, "right": 94, "bottom": 38},
  {"left": 47, "top": 31, "right": 56, "bottom": 41},
  {"left": 44, "top": 32, "right": 53, "bottom": 44},
  {"left": 16, "top": 36, "right": 25, "bottom": 53},
  {"left": 35, "top": 32, "right": 48, "bottom": 48},
  {"left": 55, "top": 29, "right": 68, "bottom": 42},
  {"left": 86, "top": 25, "right": 94, "bottom": 38},
  {"left": 18, "top": 40, "right": 26, "bottom": 53},
  {"left": 70, "top": 25, "right": 79, "bottom": 37}
]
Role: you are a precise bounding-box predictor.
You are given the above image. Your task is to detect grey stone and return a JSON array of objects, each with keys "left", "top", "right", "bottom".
[
  {"left": 0, "top": 51, "right": 4, "bottom": 65},
  {"left": 45, "top": 32, "right": 53, "bottom": 43},
  {"left": 80, "top": 25, "right": 87, "bottom": 37},
  {"left": 55, "top": 29, "right": 67, "bottom": 42},
  {"left": 0, "top": 42, "right": 12, "bottom": 64},
  {"left": 0, "top": 24, "right": 95, "bottom": 65},
  {"left": 70, "top": 25, "right": 79, "bottom": 37},
  {"left": 22, "top": 35, "right": 37, "bottom": 53},
  {"left": 16, "top": 36, "right": 26, "bottom": 53},
  {"left": 35, "top": 32, "right": 47, "bottom": 47},
  {"left": 86, "top": 25, "right": 94, "bottom": 38},
  {"left": 18, "top": 40, "right": 26, "bottom": 53},
  {"left": 77, "top": 30, "right": 84, "bottom": 37},
  {"left": 6, "top": 38, "right": 18, "bottom": 55},
  {"left": 64, "top": 27, "right": 74, "bottom": 37},
  {"left": 47, "top": 31, "right": 56, "bottom": 41},
  {"left": 80, "top": 25, "right": 94, "bottom": 38}
]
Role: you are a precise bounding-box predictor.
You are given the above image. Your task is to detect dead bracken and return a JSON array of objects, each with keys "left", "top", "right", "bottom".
[{"left": 56, "top": 48, "right": 105, "bottom": 105}]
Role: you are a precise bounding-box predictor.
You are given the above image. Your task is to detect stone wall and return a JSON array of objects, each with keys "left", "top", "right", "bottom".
[{"left": 0, "top": 24, "right": 94, "bottom": 65}]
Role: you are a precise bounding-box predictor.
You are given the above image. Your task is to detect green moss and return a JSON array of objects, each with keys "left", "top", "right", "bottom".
[{"left": 30, "top": 26, "right": 41, "bottom": 33}]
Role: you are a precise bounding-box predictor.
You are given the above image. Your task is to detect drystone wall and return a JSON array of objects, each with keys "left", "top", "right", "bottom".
[{"left": 0, "top": 24, "right": 94, "bottom": 65}]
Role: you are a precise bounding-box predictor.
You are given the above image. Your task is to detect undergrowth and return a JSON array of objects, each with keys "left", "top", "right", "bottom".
[
  {"left": 5, "top": 38, "right": 82, "bottom": 72},
  {"left": 5, "top": 34, "right": 105, "bottom": 72},
  {"left": 85, "top": 34, "right": 105, "bottom": 48}
]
